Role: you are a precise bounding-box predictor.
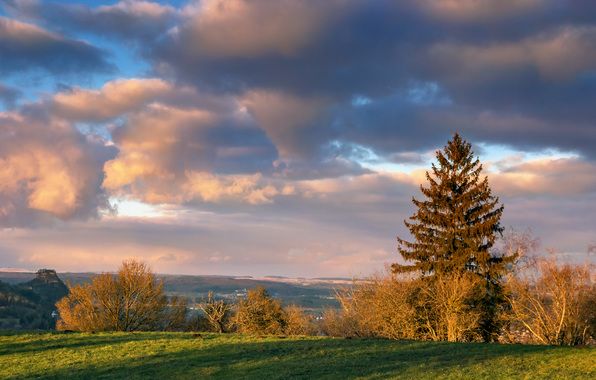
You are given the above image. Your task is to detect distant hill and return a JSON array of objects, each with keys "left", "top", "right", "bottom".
[
  {"left": 0, "top": 271, "right": 344, "bottom": 313},
  {"left": 0, "top": 269, "right": 68, "bottom": 330}
]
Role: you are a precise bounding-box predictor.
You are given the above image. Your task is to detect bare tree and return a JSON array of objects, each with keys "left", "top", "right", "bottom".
[{"left": 198, "top": 292, "right": 231, "bottom": 333}]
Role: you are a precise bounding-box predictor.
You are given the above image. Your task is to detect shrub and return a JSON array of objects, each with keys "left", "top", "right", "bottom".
[
  {"left": 233, "top": 287, "right": 287, "bottom": 335},
  {"left": 330, "top": 276, "right": 418, "bottom": 339},
  {"left": 326, "top": 272, "right": 485, "bottom": 342},
  {"left": 284, "top": 305, "right": 315, "bottom": 335},
  {"left": 319, "top": 308, "right": 366, "bottom": 338},
  {"left": 505, "top": 258, "right": 595, "bottom": 345},
  {"left": 417, "top": 272, "right": 482, "bottom": 342}
]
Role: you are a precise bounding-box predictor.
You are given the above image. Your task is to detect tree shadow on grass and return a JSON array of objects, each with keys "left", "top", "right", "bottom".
[{"left": 12, "top": 335, "right": 579, "bottom": 380}]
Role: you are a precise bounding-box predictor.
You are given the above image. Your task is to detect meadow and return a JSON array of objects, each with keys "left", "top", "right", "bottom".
[{"left": 1, "top": 332, "right": 594, "bottom": 379}]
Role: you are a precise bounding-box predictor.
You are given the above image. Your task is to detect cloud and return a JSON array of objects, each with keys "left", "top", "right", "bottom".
[
  {"left": 1, "top": 161, "right": 593, "bottom": 276},
  {"left": 490, "top": 157, "right": 596, "bottom": 197},
  {"left": 0, "top": 0, "right": 594, "bottom": 275},
  {"left": 144, "top": 0, "right": 596, "bottom": 160},
  {"left": 0, "top": 83, "right": 20, "bottom": 108},
  {"left": 0, "top": 213, "right": 399, "bottom": 277},
  {"left": 0, "top": 16, "right": 112, "bottom": 75},
  {"left": 176, "top": 0, "right": 334, "bottom": 58},
  {"left": 417, "top": 0, "right": 544, "bottom": 22},
  {"left": 183, "top": 172, "right": 285, "bottom": 205},
  {"left": 0, "top": 111, "right": 116, "bottom": 227},
  {"left": 241, "top": 90, "right": 332, "bottom": 159},
  {"left": 101, "top": 97, "right": 280, "bottom": 204},
  {"left": 52, "top": 78, "right": 175, "bottom": 121},
  {"left": 425, "top": 26, "right": 596, "bottom": 85},
  {"left": 6, "top": 0, "right": 596, "bottom": 158},
  {"left": 4, "top": 0, "right": 177, "bottom": 42}
]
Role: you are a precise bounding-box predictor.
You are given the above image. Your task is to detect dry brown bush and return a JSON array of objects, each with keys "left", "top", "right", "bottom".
[
  {"left": 232, "top": 287, "right": 314, "bottom": 335},
  {"left": 417, "top": 272, "right": 482, "bottom": 342},
  {"left": 56, "top": 260, "right": 184, "bottom": 332},
  {"left": 284, "top": 305, "right": 316, "bottom": 335},
  {"left": 319, "top": 308, "right": 364, "bottom": 338},
  {"left": 505, "top": 257, "right": 595, "bottom": 345},
  {"left": 325, "top": 272, "right": 484, "bottom": 342},
  {"left": 233, "top": 286, "right": 287, "bottom": 335},
  {"left": 338, "top": 276, "right": 418, "bottom": 339}
]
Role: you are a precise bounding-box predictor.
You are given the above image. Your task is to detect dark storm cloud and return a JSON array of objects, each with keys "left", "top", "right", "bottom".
[{"left": 0, "top": 16, "right": 113, "bottom": 75}]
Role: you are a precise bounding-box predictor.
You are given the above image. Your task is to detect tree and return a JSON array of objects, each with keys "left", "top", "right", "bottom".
[
  {"left": 394, "top": 133, "right": 515, "bottom": 340},
  {"left": 198, "top": 291, "right": 232, "bottom": 333},
  {"left": 56, "top": 260, "right": 182, "bottom": 332},
  {"left": 233, "top": 287, "right": 287, "bottom": 335}
]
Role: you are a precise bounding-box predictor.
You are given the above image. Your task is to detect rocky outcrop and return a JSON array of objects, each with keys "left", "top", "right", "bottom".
[{"left": 0, "top": 269, "right": 69, "bottom": 330}]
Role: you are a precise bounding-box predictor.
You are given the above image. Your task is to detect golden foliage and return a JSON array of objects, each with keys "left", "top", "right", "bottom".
[
  {"left": 284, "top": 305, "right": 315, "bottom": 336},
  {"left": 327, "top": 272, "right": 483, "bottom": 342},
  {"left": 233, "top": 286, "right": 287, "bottom": 335},
  {"left": 417, "top": 272, "right": 482, "bottom": 342},
  {"left": 331, "top": 276, "right": 418, "bottom": 339},
  {"left": 319, "top": 308, "right": 364, "bottom": 338},
  {"left": 56, "top": 260, "right": 183, "bottom": 332}
]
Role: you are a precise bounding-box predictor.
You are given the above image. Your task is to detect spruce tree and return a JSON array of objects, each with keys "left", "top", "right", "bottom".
[
  {"left": 393, "top": 133, "right": 515, "bottom": 341},
  {"left": 393, "top": 133, "right": 510, "bottom": 277}
]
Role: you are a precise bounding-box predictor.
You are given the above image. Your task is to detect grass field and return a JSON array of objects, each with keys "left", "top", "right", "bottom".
[{"left": 1, "top": 332, "right": 594, "bottom": 379}]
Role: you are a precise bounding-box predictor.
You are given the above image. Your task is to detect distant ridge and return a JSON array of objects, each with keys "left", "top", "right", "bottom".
[{"left": 0, "top": 268, "right": 32, "bottom": 273}]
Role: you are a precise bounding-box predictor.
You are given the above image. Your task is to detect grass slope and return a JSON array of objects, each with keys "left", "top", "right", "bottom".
[{"left": 1, "top": 332, "right": 594, "bottom": 379}]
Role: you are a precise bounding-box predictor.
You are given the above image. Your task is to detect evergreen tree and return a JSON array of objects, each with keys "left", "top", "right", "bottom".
[{"left": 393, "top": 133, "right": 515, "bottom": 341}]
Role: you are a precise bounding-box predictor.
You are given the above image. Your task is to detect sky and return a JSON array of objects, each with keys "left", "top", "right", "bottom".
[{"left": 0, "top": 0, "right": 595, "bottom": 277}]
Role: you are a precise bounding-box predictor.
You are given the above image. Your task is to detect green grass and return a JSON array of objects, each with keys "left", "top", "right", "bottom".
[{"left": 1, "top": 332, "right": 594, "bottom": 379}]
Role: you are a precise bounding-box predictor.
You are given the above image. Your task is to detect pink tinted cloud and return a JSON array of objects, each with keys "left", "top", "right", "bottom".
[
  {"left": 490, "top": 158, "right": 596, "bottom": 197},
  {"left": 429, "top": 26, "right": 596, "bottom": 82},
  {"left": 0, "top": 112, "right": 113, "bottom": 226},
  {"left": 52, "top": 78, "right": 174, "bottom": 121},
  {"left": 179, "top": 0, "right": 334, "bottom": 58}
]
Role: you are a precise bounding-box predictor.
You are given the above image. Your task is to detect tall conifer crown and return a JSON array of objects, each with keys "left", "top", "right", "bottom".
[{"left": 393, "top": 133, "right": 508, "bottom": 277}]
